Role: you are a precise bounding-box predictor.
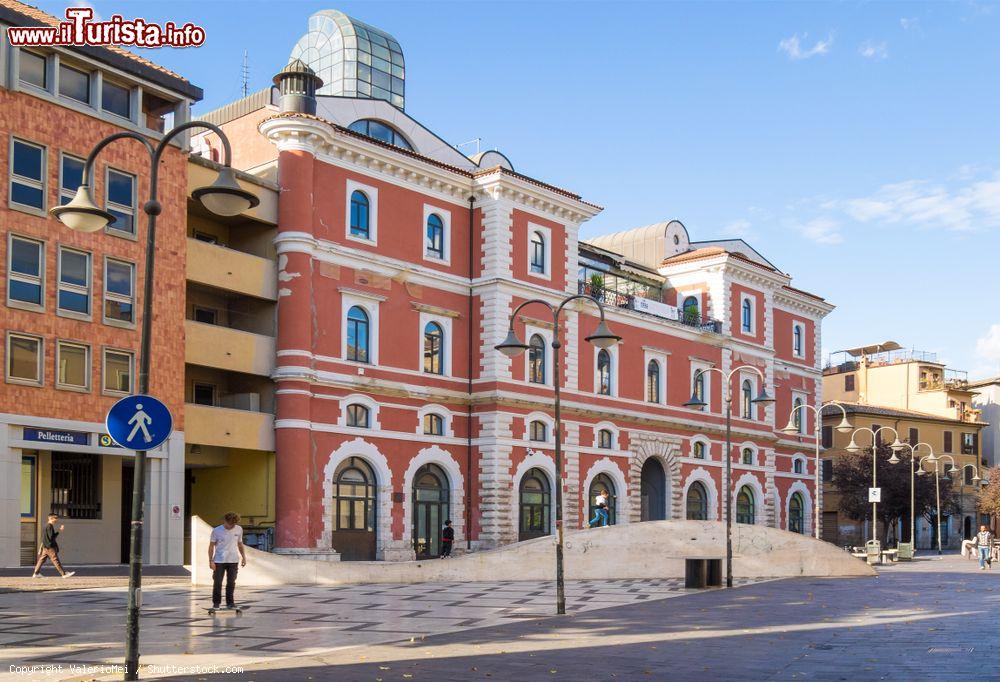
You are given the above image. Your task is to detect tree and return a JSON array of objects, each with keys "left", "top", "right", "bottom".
[
  {"left": 834, "top": 444, "right": 956, "bottom": 545},
  {"left": 977, "top": 466, "right": 1000, "bottom": 531}
]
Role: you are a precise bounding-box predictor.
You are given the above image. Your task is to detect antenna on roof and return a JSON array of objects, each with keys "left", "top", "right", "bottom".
[
  {"left": 241, "top": 49, "right": 250, "bottom": 98},
  {"left": 455, "top": 138, "right": 482, "bottom": 155}
]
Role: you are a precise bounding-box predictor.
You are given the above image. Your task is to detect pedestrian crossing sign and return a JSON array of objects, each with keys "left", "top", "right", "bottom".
[{"left": 106, "top": 394, "right": 173, "bottom": 451}]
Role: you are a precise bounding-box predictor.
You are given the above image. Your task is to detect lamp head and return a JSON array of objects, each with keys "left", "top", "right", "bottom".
[
  {"left": 780, "top": 420, "right": 799, "bottom": 435},
  {"left": 683, "top": 392, "right": 707, "bottom": 410},
  {"left": 926, "top": 453, "right": 938, "bottom": 464},
  {"left": 585, "top": 319, "right": 621, "bottom": 349},
  {"left": 495, "top": 329, "right": 529, "bottom": 358},
  {"left": 751, "top": 388, "right": 774, "bottom": 405},
  {"left": 845, "top": 439, "right": 860, "bottom": 454},
  {"left": 888, "top": 452, "right": 900, "bottom": 464},
  {"left": 889, "top": 438, "right": 906, "bottom": 453},
  {"left": 192, "top": 166, "right": 259, "bottom": 217},
  {"left": 917, "top": 468, "right": 927, "bottom": 476},
  {"left": 835, "top": 417, "right": 853, "bottom": 433},
  {"left": 50, "top": 185, "right": 114, "bottom": 232}
]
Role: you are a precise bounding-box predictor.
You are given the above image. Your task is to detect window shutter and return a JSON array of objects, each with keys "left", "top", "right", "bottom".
[
  {"left": 821, "top": 425, "right": 833, "bottom": 449},
  {"left": 822, "top": 459, "right": 833, "bottom": 482},
  {"left": 943, "top": 431, "right": 952, "bottom": 453},
  {"left": 908, "top": 428, "right": 918, "bottom": 445}
]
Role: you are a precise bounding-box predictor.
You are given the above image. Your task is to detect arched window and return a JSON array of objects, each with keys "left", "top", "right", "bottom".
[
  {"left": 528, "top": 334, "right": 546, "bottom": 384},
  {"left": 597, "top": 349, "right": 612, "bottom": 395},
  {"left": 529, "top": 420, "right": 547, "bottom": 442},
  {"left": 423, "top": 413, "right": 444, "bottom": 436},
  {"left": 793, "top": 325, "right": 803, "bottom": 356},
  {"left": 741, "top": 380, "right": 753, "bottom": 420},
  {"left": 413, "top": 463, "right": 449, "bottom": 558},
  {"left": 331, "top": 457, "right": 376, "bottom": 560},
  {"left": 742, "top": 447, "right": 754, "bottom": 465},
  {"left": 530, "top": 231, "right": 546, "bottom": 274},
  {"left": 597, "top": 429, "right": 613, "bottom": 449},
  {"left": 588, "top": 473, "right": 617, "bottom": 525},
  {"left": 348, "top": 119, "right": 413, "bottom": 150},
  {"left": 647, "top": 360, "right": 661, "bottom": 403},
  {"left": 741, "top": 298, "right": 752, "bottom": 332},
  {"left": 346, "top": 404, "right": 370, "bottom": 428},
  {"left": 423, "top": 322, "right": 444, "bottom": 374},
  {"left": 793, "top": 397, "right": 805, "bottom": 434},
  {"left": 736, "top": 486, "right": 755, "bottom": 524},
  {"left": 789, "top": 492, "right": 804, "bottom": 534},
  {"left": 793, "top": 458, "right": 804, "bottom": 474},
  {"left": 426, "top": 213, "right": 444, "bottom": 259},
  {"left": 346, "top": 306, "right": 370, "bottom": 363},
  {"left": 686, "top": 482, "right": 708, "bottom": 520},
  {"left": 519, "top": 468, "right": 551, "bottom": 540},
  {"left": 350, "top": 190, "right": 370, "bottom": 239},
  {"left": 693, "top": 441, "right": 706, "bottom": 459},
  {"left": 693, "top": 370, "right": 706, "bottom": 403},
  {"left": 682, "top": 295, "right": 700, "bottom": 322}
]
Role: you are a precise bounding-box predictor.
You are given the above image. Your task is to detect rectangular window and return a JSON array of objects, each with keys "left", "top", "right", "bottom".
[
  {"left": 21, "top": 456, "right": 36, "bottom": 518},
  {"left": 102, "top": 79, "right": 131, "bottom": 119},
  {"left": 58, "top": 247, "right": 91, "bottom": 316},
  {"left": 103, "top": 349, "right": 133, "bottom": 393},
  {"left": 822, "top": 459, "right": 833, "bottom": 483},
  {"left": 821, "top": 425, "right": 833, "bottom": 449},
  {"left": 943, "top": 431, "right": 953, "bottom": 453},
  {"left": 7, "top": 235, "right": 44, "bottom": 308},
  {"left": 51, "top": 453, "right": 101, "bottom": 519},
  {"left": 908, "top": 427, "right": 918, "bottom": 445},
  {"left": 56, "top": 341, "right": 89, "bottom": 390},
  {"left": 105, "top": 169, "right": 136, "bottom": 235},
  {"left": 7, "top": 333, "right": 42, "bottom": 385},
  {"left": 10, "top": 138, "right": 46, "bottom": 211},
  {"left": 193, "top": 231, "right": 218, "bottom": 244},
  {"left": 193, "top": 306, "right": 217, "bottom": 324},
  {"left": 103, "top": 258, "right": 135, "bottom": 324},
  {"left": 18, "top": 50, "right": 47, "bottom": 89},
  {"left": 60, "top": 154, "right": 86, "bottom": 205},
  {"left": 193, "top": 382, "right": 216, "bottom": 406},
  {"left": 59, "top": 63, "right": 90, "bottom": 103},
  {"left": 961, "top": 433, "right": 976, "bottom": 455},
  {"left": 845, "top": 374, "right": 855, "bottom": 392}
]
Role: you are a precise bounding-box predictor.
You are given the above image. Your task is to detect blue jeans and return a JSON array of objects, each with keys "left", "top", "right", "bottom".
[
  {"left": 979, "top": 546, "right": 991, "bottom": 568},
  {"left": 589, "top": 508, "right": 609, "bottom": 527}
]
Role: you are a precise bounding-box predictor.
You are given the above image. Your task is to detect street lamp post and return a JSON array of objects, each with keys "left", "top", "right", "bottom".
[
  {"left": 495, "top": 295, "right": 621, "bottom": 615},
  {"left": 917, "top": 453, "right": 957, "bottom": 555},
  {"left": 51, "top": 123, "right": 258, "bottom": 680},
  {"left": 683, "top": 366, "right": 773, "bottom": 588},
  {"left": 780, "top": 402, "right": 851, "bottom": 540},
  {"left": 890, "top": 442, "right": 935, "bottom": 549},
  {"left": 845, "top": 426, "right": 906, "bottom": 544}
]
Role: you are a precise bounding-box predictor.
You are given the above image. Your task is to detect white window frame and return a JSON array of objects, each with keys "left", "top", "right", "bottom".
[
  {"left": 59, "top": 152, "right": 88, "bottom": 206},
  {"left": 792, "top": 321, "right": 806, "bottom": 358},
  {"left": 740, "top": 293, "right": 756, "bottom": 335},
  {"left": 524, "top": 411, "right": 555, "bottom": 445},
  {"left": 739, "top": 372, "right": 758, "bottom": 421},
  {"left": 690, "top": 435, "right": 711, "bottom": 460},
  {"left": 103, "top": 257, "right": 135, "bottom": 328},
  {"left": 7, "top": 233, "right": 45, "bottom": 312},
  {"left": 422, "top": 204, "right": 451, "bottom": 264},
  {"left": 527, "top": 223, "right": 552, "bottom": 280},
  {"left": 524, "top": 324, "right": 552, "bottom": 386},
  {"left": 643, "top": 350, "right": 668, "bottom": 404},
  {"left": 341, "top": 291, "right": 381, "bottom": 365},
  {"left": 592, "top": 421, "right": 620, "bottom": 450},
  {"left": 345, "top": 179, "right": 379, "bottom": 245},
  {"left": 6, "top": 332, "right": 43, "bottom": 386},
  {"left": 55, "top": 340, "right": 90, "bottom": 392},
  {"left": 17, "top": 49, "right": 50, "bottom": 92},
  {"left": 102, "top": 347, "right": 134, "bottom": 395},
  {"left": 104, "top": 166, "right": 137, "bottom": 238},
  {"left": 9, "top": 137, "right": 47, "bottom": 215},
  {"left": 338, "top": 393, "right": 381, "bottom": 429},
  {"left": 416, "top": 404, "right": 453, "bottom": 437},
  {"left": 56, "top": 246, "right": 92, "bottom": 320},
  {"left": 791, "top": 454, "right": 808, "bottom": 475},
  {"left": 419, "top": 311, "right": 453, "bottom": 376},
  {"left": 594, "top": 344, "right": 619, "bottom": 397},
  {"left": 739, "top": 443, "right": 759, "bottom": 467},
  {"left": 690, "top": 360, "right": 713, "bottom": 412},
  {"left": 791, "top": 391, "right": 809, "bottom": 435}
]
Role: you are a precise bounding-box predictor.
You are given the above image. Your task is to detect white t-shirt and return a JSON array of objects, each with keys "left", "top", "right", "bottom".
[
  {"left": 595, "top": 494, "right": 608, "bottom": 508},
  {"left": 210, "top": 524, "right": 243, "bottom": 564}
]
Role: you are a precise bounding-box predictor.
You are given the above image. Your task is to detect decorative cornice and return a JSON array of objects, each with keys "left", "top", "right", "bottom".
[{"left": 411, "top": 302, "right": 462, "bottom": 318}]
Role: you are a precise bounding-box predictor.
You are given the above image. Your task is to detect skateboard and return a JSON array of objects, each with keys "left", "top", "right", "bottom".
[{"left": 204, "top": 604, "right": 251, "bottom": 616}]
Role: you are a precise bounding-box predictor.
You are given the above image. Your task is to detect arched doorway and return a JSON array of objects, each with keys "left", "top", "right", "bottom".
[
  {"left": 789, "top": 492, "right": 804, "bottom": 534},
  {"left": 587, "top": 473, "right": 617, "bottom": 526},
  {"left": 412, "top": 464, "right": 450, "bottom": 559},
  {"left": 640, "top": 458, "right": 666, "bottom": 521},
  {"left": 686, "top": 482, "right": 708, "bottom": 520},
  {"left": 519, "top": 468, "right": 551, "bottom": 541},
  {"left": 964, "top": 515, "right": 973, "bottom": 540},
  {"left": 331, "top": 457, "right": 377, "bottom": 561}
]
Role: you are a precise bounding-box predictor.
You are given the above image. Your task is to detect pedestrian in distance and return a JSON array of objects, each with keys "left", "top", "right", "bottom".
[
  {"left": 589, "top": 489, "right": 610, "bottom": 528},
  {"left": 208, "top": 512, "right": 247, "bottom": 609},
  {"left": 440, "top": 519, "right": 454, "bottom": 558},
  {"left": 32, "top": 513, "right": 75, "bottom": 579},
  {"left": 976, "top": 525, "right": 994, "bottom": 570}
]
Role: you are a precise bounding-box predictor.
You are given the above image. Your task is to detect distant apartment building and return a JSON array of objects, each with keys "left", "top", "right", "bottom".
[
  {"left": 821, "top": 343, "right": 986, "bottom": 549},
  {"left": 0, "top": 0, "right": 200, "bottom": 567},
  {"left": 969, "top": 376, "right": 999, "bottom": 469}
]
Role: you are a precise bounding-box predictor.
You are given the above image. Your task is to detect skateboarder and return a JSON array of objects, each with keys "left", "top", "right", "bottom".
[
  {"left": 440, "top": 520, "right": 454, "bottom": 558},
  {"left": 208, "top": 512, "right": 246, "bottom": 609},
  {"left": 32, "top": 513, "right": 75, "bottom": 578}
]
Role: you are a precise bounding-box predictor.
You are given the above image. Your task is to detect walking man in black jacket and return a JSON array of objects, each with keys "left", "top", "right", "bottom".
[{"left": 32, "top": 513, "right": 75, "bottom": 578}]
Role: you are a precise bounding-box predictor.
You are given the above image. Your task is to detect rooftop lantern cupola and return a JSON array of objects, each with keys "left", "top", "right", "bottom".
[{"left": 273, "top": 59, "right": 323, "bottom": 115}]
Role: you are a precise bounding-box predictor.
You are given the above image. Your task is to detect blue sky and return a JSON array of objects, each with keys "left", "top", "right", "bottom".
[{"left": 37, "top": 0, "right": 1000, "bottom": 377}]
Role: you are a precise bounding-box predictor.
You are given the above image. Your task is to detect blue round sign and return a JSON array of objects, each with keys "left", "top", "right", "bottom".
[{"left": 106, "top": 394, "right": 173, "bottom": 450}]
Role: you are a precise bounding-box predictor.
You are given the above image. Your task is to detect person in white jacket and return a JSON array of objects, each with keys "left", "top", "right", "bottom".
[{"left": 976, "top": 525, "right": 994, "bottom": 570}]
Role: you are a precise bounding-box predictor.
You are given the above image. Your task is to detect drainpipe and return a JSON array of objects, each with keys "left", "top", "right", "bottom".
[{"left": 466, "top": 194, "right": 476, "bottom": 550}]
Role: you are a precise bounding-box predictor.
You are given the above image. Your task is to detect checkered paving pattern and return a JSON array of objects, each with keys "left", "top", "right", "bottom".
[{"left": 0, "top": 577, "right": 764, "bottom": 679}]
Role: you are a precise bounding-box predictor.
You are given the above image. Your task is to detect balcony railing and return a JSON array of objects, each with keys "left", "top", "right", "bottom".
[{"left": 578, "top": 281, "right": 722, "bottom": 334}]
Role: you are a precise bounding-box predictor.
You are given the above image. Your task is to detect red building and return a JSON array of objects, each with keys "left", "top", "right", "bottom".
[{"left": 198, "top": 9, "right": 832, "bottom": 561}]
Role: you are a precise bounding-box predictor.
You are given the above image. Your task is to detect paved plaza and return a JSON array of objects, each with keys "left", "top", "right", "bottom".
[{"left": 1, "top": 555, "right": 997, "bottom": 681}]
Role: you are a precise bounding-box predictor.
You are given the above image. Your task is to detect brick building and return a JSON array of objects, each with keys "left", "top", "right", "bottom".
[
  {"left": 0, "top": 0, "right": 200, "bottom": 566},
  {"left": 194, "top": 9, "right": 833, "bottom": 562}
]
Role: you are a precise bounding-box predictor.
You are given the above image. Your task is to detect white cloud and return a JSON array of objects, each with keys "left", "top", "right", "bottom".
[
  {"left": 971, "top": 325, "right": 1000, "bottom": 379},
  {"left": 70, "top": 0, "right": 101, "bottom": 21},
  {"left": 778, "top": 33, "right": 834, "bottom": 60},
  {"left": 858, "top": 40, "right": 888, "bottom": 60},
  {"left": 900, "top": 17, "right": 919, "bottom": 31},
  {"left": 794, "top": 217, "right": 842, "bottom": 244},
  {"left": 721, "top": 219, "right": 753, "bottom": 239}
]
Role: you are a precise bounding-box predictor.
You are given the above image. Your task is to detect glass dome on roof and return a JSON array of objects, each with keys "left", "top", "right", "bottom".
[{"left": 289, "top": 9, "right": 405, "bottom": 109}]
